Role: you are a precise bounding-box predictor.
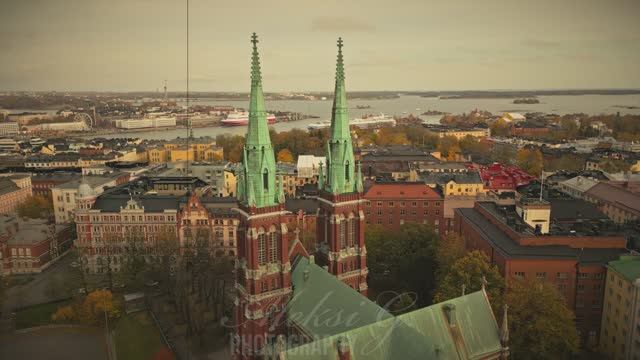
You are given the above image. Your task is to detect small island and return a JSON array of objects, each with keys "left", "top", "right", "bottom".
[
  {"left": 421, "top": 109, "right": 449, "bottom": 115},
  {"left": 513, "top": 98, "right": 540, "bottom": 104},
  {"left": 356, "top": 105, "right": 371, "bottom": 109}
]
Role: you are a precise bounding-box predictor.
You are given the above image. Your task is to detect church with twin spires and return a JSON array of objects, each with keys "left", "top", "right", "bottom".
[{"left": 232, "top": 33, "right": 508, "bottom": 360}]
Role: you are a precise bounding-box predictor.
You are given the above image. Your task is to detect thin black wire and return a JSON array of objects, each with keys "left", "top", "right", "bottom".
[{"left": 186, "top": 0, "right": 190, "bottom": 175}]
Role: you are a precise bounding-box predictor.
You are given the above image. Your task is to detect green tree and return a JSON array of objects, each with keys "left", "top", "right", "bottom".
[
  {"left": 433, "top": 251, "right": 504, "bottom": 312},
  {"left": 516, "top": 148, "right": 544, "bottom": 176},
  {"left": 435, "top": 233, "right": 466, "bottom": 282},
  {"left": 367, "top": 223, "right": 438, "bottom": 307},
  {"left": 507, "top": 279, "right": 579, "bottom": 359},
  {"left": 490, "top": 143, "right": 517, "bottom": 165}
]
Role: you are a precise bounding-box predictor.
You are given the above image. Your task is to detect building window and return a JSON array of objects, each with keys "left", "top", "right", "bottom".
[
  {"left": 339, "top": 220, "right": 347, "bottom": 249},
  {"left": 536, "top": 272, "right": 546, "bottom": 279},
  {"left": 268, "top": 232, "right": 278, "bottom": 263},
  {"left": 388, "top": 201, "right": 394, "bottom": 207},
  {"left": 258, "top": 233, "right": 266, "bottom": 265},
  {"left": 514, "top": 272, "right": 525, "bottom": 279},
  {"left": 557, "top": 272, "right": 568, "bottom": 279},
  {"left": 263, "top": 169, "right": 269, "bottom": 190},
  {"left": 345, "top": 161, "right": 350, "bottom": 181},
  {"left": 348, "top": 217, "right": 356, "bottom": 247},
  {"left": 578, "top": 272, "right": 588, "bottom": 279}
]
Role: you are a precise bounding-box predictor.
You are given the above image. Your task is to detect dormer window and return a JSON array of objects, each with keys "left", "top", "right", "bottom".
[
  {"left": 345, "top": 161, "right": 350, "bottom": 181},
  {"left": 263, "top": 169, "right": 269, "bottom": 190}
]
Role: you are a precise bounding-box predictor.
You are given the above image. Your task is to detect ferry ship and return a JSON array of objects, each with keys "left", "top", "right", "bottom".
[
  {"left": 307, "top": 113, "right": 396, "bottom": 130},
  {"left": 221, "top": 111, "right": 276, "bottom": 126}
]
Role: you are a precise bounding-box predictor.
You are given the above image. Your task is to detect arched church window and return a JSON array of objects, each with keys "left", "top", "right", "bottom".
[
  {"left": 268, "top": 231, "right": 278, "bottom": 263},
  {"left": 339, "top": 218, "right": 347, "bottom": 249},
  {"left": 263, "top": 169, "right": 269, "bottom": 190},
  {"left": 257, "top": 230, "right": 266, "bottom": 265},
  {"left": 345, "top": 161, "right": 350, "bottom": 181},
  {"left": 348, "top": 215, "right": 356, "bottom": 247}
]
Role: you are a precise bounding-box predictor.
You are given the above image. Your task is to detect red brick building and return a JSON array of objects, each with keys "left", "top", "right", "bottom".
[
  {"left": 364, "top": 182, "right": 444, "bottom": 235},
  {"left": 0, "top": 177, "right": 32, "bottom": 215},
  {"left": 0, "top": 216, "right": 73, "bottom": 275},
  {"left": 454, "top": 201, "right": 628, "bottom": 346}
]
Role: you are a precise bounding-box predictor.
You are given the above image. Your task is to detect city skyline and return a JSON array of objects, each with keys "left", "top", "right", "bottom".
[{"left": 1, "top": 0, "right": 639, "bottom": 92}]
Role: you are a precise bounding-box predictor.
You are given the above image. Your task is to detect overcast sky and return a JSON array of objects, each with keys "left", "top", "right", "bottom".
[{"left": 1, "top": 0, "right": 639, "bottom": 92}]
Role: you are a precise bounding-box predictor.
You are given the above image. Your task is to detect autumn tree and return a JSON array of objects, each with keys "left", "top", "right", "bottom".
[
  {"left": 16, "top": 195, "right": 52, "bottom": 219},
  {"left": 276, "top": 149, "right": 294, "bottom": 163},
  {"left": 516, "top": 148, "right": 544, "bottom": 176},
  {"left": 366, "top": 223, "right": 439, "bottom": 307},
  {"left": 458, "top": 135, "right": 491, "bottom": 161},
  {"left": 506, "top": 279, "right": 579, "bottom": 359},
  {"left": 490, "top": 143, "right": 517, "bottom": 165},
  {"left": 489, "top": 119, "right": 511, "bottom": 137},
  {"left": 433, "top": 250, "right": 504, "bottom": 312},
  {"left": 437, "top": 135, "right": 461, "bottom": 161}
]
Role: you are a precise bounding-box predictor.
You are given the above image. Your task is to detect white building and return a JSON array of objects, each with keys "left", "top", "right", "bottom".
[
  {"left": 0, "top": 138, "right": 19, "bottom": 152},
  {"left": 51, "top": 175, "right": 121, "bottom": 224},
  {"left": 116, "top": 117, "right": 176, "bottom": 129},
  {"left": 0, "top": 122, "right": 19, "bottom": 136},
  {"left": 296, "top": 155, "right": 326, "bottom": 179},
  {"left": 557, "top": 176, "right": 599, "bottom": 200},
  {"left": 500, "top": 112, "right": 526, "bottom": 123},
  {"left": 23, "top": 121, "right": 89, "bottom": 132}
]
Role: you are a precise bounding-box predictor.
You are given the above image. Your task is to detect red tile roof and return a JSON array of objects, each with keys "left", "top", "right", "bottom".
[{"left": 364, "top": 183, "right": 442, "bottom": 199}]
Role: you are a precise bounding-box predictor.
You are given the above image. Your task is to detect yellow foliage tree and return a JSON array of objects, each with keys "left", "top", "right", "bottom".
[
  {"left": 276, "top": 149, "right": 294, "bottom": 163},
  {"left": 516, "top": 148, "right": 543, "bottom": 176},
  {"left": 52, "top": 305, "right": 76, "bottom": 322},
  {"left": 78, "top": 290, "right": 120, "bottom": 325}
]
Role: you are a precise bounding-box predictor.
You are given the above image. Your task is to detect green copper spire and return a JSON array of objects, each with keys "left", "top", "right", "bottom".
[
  {"left": 240, "top": 33, "right": 278, "bottom": 208},
  {"left": 317, "top": 162, "right": 324, "bottom": 190},
  {"left": 324, "top": 37, "right": 356, "bottom": 195}
]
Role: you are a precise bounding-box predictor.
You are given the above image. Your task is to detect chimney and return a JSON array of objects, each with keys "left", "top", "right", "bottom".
[
  {"left": 303, "top": 269, "right": 310, "bottom": 282},
  {"left": 337, "top": 337, "right": 350, "bottom": 360},
  {"left": 443, "top": 304, "right": 456, "bottom": 328}
]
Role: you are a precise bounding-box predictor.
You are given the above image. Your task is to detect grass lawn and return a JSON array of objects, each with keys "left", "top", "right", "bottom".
[
  {"left": 114, "top": 311, "right": 165, "bottom": 360},
  {"left": 14, "top": 299, "right": 71, "bottom": 329}
]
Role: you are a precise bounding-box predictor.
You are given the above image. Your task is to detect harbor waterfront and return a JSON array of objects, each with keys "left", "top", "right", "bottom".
[{"left": 84, "top": 93, "right": 640, "bottom": 140}]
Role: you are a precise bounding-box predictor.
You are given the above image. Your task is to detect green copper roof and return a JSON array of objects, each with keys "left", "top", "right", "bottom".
[
  {"left": 239, "top": 33, "right": 278, "bottom": 208},
  {"left": 285, "top": 257, "right": 392, "bottom": 339},
  {"left": 608, "top": 255, "right": 640, "bottom": 282},
  {"left": 324, "top": 38, "right": 357, "bottom": 195},
  {"left": 284, "top": 290, "right": 503, "bottom": 360}
]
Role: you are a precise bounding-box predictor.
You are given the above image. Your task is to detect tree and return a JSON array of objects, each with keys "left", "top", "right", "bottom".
[
  {"left": 559, "top": 117, "right": 580, "bottom": 139},
  {"left": 506, "top": 279, "right": 579, "bottom": 359},
  {"left": 516, "top": 148, "right": 543, "bottom": 176},
  {"left": 435, "top": 233, "right": 466, "bottom": 282},
  {"left": 78, "top": 289, "right": 120, "bottom": 325},
  {"left": 367, "top": 223, "right": 439, "bottom": 307},
  {"left": 433, "top": 250, "right": 504, "bottom": 311},
  {"left": 16, "top": 195, "right": 52, "bottom": 219},
  {"left": 490, "top": 119, "right": 511, "bottom": 137},
  {"left": 276, "top": 149, "right": 294, "bottom": 163},
  {"left": 490, "top": 143, "right": 517, "bottom": 165},
  {"left": 437, "top": 136, "right": 461, "bottom": 161}
]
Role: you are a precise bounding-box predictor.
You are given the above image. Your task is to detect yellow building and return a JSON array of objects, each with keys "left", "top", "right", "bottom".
[
  {"left": 600, "top": 255, "right": 640, "bottom": 359},
  {"left": 422, "top": 172, "right": 486, "bottom": 198},
  {"left": 147, "top": 139, "right": 223, "bottom": 164},
  {"left": 435, "top": 128, "right": 489, "bottom": 140},
  {"left": 224, "top": 168, "right": 237, "bottom": 197}
]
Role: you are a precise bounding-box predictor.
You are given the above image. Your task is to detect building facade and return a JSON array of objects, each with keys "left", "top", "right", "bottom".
[
  {"left": 600, "top": 255, "right": 640, "bottom": 359},
  {"left": 363, "top": 182, "right": 444, "bottom": 234}
]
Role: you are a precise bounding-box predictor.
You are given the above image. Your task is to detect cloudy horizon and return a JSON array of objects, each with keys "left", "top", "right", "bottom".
[{"left": 1, "top": 0, "right": 639, "bottom": 92}]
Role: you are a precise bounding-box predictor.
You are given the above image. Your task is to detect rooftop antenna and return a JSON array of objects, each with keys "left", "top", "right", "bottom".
[
  {"left": 163, "top": 80, "right": 168, "bottom": 100},
  {"left": 185, "top": 0, "right": 191, "bottom": 174},
  {"left": 539, "top": 169, "right": 544, "bottom": 201}
]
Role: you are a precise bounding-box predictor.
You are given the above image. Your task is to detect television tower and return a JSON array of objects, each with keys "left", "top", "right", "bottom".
[{"left": 163, "top": 80, "right": 168, "bottom": 100}]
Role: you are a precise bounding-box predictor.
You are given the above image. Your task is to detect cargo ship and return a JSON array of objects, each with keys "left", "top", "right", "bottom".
[
  {"left": 307, "top": 113, "right": 396, "bottom": 130},
  {"left": 221, "top": 111, "right": 276, "bottom": 126}
]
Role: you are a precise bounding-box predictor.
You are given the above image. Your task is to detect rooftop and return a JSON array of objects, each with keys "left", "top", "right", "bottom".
[
  {"left": 457, "top": 204, "right": 627, "bottom": 263},
  {"left": 364, "top": 182, "right": 442, "bottom": 199},
  {"left": 0, "top": 178, "right": 20, "bottom": 196},
  {"left": 608, "top": 255, "right": 640, "bottom": 282}
]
